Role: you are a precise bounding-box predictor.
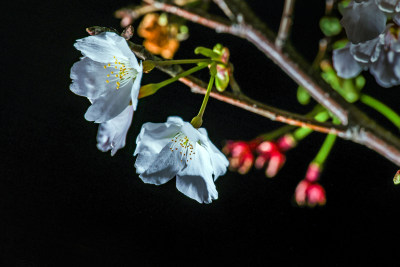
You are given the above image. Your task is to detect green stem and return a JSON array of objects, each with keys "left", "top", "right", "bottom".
[
  {"left": 148, "top": 58, "right": 212, "bottom": 66},
  {"left": 258, "top": 105, "right": 326, "bottom": 141},
  {"left": 197, "top": 74, "right": 215, "bottom": 118},
  {"left": 155, "top": 64, "right": 208, "bottom": 89},
  {"left": 360, "top": 94, "right": 400, "bottom": 129},
  {"left": 313, "top": 133, "right": 337, "bottom": 166},
  {"left": 258, "top": 125, "right": 296, "bottom": 141},
  {"left": 293, "top": 110, "right": 330, "bottom": 141}
]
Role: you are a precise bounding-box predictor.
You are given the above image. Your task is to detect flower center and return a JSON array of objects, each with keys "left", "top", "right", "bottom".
[
  {"left": 104, "top": 56, "right": 138, "bottom": 90},
  {"left": 169, "top": 132, "right": 196, "bottom": 164}
]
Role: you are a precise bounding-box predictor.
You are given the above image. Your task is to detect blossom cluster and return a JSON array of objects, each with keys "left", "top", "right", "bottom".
[
  {"left": 333, "top": 0, "right": 400, "bottom": 87},
  {"left": 70, "top": 32, "right": 228, "bottom": 203},
  {"left": 223, "top": 134, "right": 296, "bottom": 178}
]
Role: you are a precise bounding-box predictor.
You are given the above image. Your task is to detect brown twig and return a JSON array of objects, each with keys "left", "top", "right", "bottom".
[
  {"left": 140, "top": 0, "right": 400, "bottom": 166},
  {"left": 212, "top": 0, "right": 235, "bottom": 21},
  {"left": 115, "top": 4, "right": 159, "bottom": 27},
  {"left": 275, "top": 0, "right": 296, "bottom": 50}
]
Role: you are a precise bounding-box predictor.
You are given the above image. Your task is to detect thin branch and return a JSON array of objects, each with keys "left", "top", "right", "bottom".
[
  {"left": 275, "top": 0, "right": 296, "bottom": 50},
  {"left": 212, "top": 0, "right": 235, "bottom": 21},
  {"left": 115, "top": 5, "right": 159, "bottom": 27},
  {"left": 140, "top": 0, "right": 400, "bottom": 166}
]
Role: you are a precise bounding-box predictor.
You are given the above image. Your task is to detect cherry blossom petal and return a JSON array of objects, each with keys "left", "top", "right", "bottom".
[
  {"left": 349, "top": 36, "right": 382, "bottom": 63},
  {"left": 134, "top": 119, "right": 183, "bottom": 157},
  {"left": 198, "top": 128, "right": 229, "bottom": 181},
  {"left": 96, "top": 105, "right": 134, "bottom": 156},
  {"left": 370, "top": 49, "right": 400, "bottom": 87},
  {"left": 375, "top": 0, "right": 400, "bottom": 13},
  {"left": 84, "top": 79, "right": 133, "bottom": 123},
  {"left": 70, "top": 57, "right": 112, "bottom": 99},
  {"left": 341, "top": 0, "right": 386, "bottom": 43},
  {"left": 139, "top": 144, "right": 185, "bottom": 185},
  {"left": 130, "top": 63, "right": 143, "bottom": 110},
  {"left": 74, "top": 32, "right": 129, "bottom": 63},
  {"left": 176, "top": 145, "right": 217, "bottom": 203},
  {"left": 333, "top": 45, "right": 363, "bottom": 79}
]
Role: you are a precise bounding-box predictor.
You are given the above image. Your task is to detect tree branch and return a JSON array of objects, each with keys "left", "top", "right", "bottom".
[{"left": 275, "top": 0, "right": 296, "bottom": 49}]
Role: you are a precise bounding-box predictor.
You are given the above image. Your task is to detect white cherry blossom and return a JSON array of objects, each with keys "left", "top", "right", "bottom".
[
  {"left": 134, "top": 117, "right": 229, "bottom": 204},
  {"left": 70, "top": 32, "right": 143, "bottom": 155}
]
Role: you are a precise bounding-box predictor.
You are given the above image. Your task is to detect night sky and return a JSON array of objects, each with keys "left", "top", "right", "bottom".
[{"left": 2, "top": 0, "right": 400, "bottom": 265}]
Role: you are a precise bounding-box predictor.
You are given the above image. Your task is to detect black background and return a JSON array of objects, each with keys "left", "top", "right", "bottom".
[{"left": 2, "top": 0, "right": 400, "bottom": 265}]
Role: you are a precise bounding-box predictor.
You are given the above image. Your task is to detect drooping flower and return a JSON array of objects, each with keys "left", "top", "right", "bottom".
[
  {"left": 70, "top": 32, "right": 143, "bottom": 155},
  {"left": 134, "top": 117, "right": 228, "bottom": 204}
]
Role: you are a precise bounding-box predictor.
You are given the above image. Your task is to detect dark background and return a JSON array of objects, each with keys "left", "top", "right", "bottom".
[{"left": 2, "top": 0, "right": 400, "bottom": 265}]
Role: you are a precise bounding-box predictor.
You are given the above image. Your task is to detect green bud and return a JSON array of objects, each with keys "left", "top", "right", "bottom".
[
  {"left": 158, "top": 13, "right": 168, "bottom": 26},
  {"left": 355, "top": 75, "right": 366, "bottom": 90},
  {"left": 297, "top": 86, "right": 311, "bottom": 105},
  {"left": 342, "top": 79, "right": 359, "bottom": 103},
  {"left": 215, "top": 64, "right": 229, "bottom": 92},
  {"left": 338, "top": 0, "right": 351, "bottom": 14},
  {"left": 320, "top": 17, "right": 342, "bottom": 37},
  {"left": 138, "top": 83, "right": 160, "bottom": 99},
  {"left": 190, "top": 115, "right": 203, "bottom": 129},
  {"left": 394, "top": 170, "right": 400, "bottom": 185},
  {"left": 213, "top": 43, "right": 224, "bottom": 54},
  {"left": 142, "top": 61, "right": 156, "bottom": 73},
  {"left": 333, "top": 39, "right": 348, "bottom": 50}
]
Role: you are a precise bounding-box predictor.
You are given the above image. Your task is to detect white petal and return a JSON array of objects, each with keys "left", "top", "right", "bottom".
[
  {"left": 130, "top": 63, "right": 143, "bottom": 110},
  {"left": 375, "top": 0, "right": 400, "bottom": 13},
  {"left": 134, "top": 120, "right": 183, "bottom": 157},
  {"left": 84, "top": 80, "right": 133, "bottom": 123},
  {"left": 70, "top": 57, "right": 111, "bottom": 99},
  {"left": 341, "top": 0, "right": 386, "bottom": 43},
  {"left": 96, "top": 105, "right": 134, "bottom": 156},
  {"left": 135, "top": 150, "right": 160, "bottom": 174},
  {"left": 139, "top": 144, "right": 185, "bottom": 185},
  {"left": 74, "top": 32, "right": 127, "bottom": 63},
  {"left": 198, "top": 128, "right": 228, "bottom": 181},
  {"left": 166, "top": 116, "right": 184, "bottom": 125},
  {"left": 176, "top": 145, "right": 218, "bottom": 204},
  {"left": 370, "top": 50, "right": 400, "bottom": 87},
  {"left": 349, "top": 36, "right": 382, "bottom": 63},
  {"left": 180, "top": 121, "right": 208, "bottom": 144},
  {"left": 333, "top": 45, "right": 363, "bottom": 79}
]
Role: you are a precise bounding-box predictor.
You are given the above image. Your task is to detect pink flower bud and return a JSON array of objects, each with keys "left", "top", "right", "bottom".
[
  {"left": 265, "top": 151, "right": 285, "bottom": 178},
  {"left": 276, "top": 134, "right": 296, "bottom": 151},
  {"left": 295, "top": 179, "right": 326, "bottom": 207},
  {"left": 223, "top": 140, "right": 258, "bottom": 175},
  {"left": 305, "top": 163, "right": 321, "bottom": 183}
]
